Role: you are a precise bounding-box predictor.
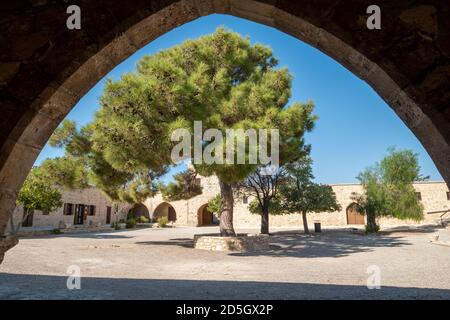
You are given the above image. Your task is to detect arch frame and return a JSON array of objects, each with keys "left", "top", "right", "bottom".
[
  {"left": 153, "top": 202, "right": 177, "bottom": 222},
  {"left": 1, "top": 0, "right": 449, "bottom": 238}
]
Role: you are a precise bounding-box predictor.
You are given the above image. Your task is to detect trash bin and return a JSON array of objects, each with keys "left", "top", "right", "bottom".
[{"left": 314, "top": 221, "right": 321, "bottom": 233}]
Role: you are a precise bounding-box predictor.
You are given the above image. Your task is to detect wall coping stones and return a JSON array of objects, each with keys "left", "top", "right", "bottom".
[{"left": 193, "top": 233, "right": 269, "bottom": 252}]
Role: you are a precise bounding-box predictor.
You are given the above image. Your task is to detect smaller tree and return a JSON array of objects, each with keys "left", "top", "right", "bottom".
[
  {"left": 353, "top": 148, "right": 426, "bottom": 233},
  {"left": 13, "top": 168, "right": 63, "bottom": 234},
  {"left": 238, "top": 165, "right": 287, "bottom": 234},
  {"left": 159, "top": 168, "right": 202, "bottom": 201},
  {"left": 207, "top": 194, "right": 222, "bottom": 219},
  {"left": 279, "top": 158, "right": 341, "bottom": 233}
]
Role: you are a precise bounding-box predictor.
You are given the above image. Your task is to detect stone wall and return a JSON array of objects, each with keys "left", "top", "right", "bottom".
[
  {"left": 143, "top": 176, "right": 450, "bottom": 229},
  {"left": 194, "top": 234, "right": 269, "bottom": 252},
  {"left": 6, "top": 187, "right": 130, "bottom": 232},
  {"left": 7, "top": 178, "right": 450, "bottom": 232}
]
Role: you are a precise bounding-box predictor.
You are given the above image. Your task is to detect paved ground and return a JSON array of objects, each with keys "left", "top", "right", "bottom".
[{"left": 1, "top": 226, "right": 449, "bottom": 299}]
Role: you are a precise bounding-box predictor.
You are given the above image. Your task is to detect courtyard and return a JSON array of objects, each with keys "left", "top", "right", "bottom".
[{"left": 1, "top": 226, "right": 449, "bottom": 299}]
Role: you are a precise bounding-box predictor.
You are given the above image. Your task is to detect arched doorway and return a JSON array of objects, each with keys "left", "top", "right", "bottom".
[
  {"left": 197, "top": 204, "right": 215, "bottom": 226},
  {"left": 346, "top": 203, "right": 365, "bottom": 225},
  {"left": 1, "top": 0, "right": 450, "bottom": 259},
  {"left": 130, "top": 203, "right": 150, "bottom": 220},
  {"left": 153, "top": 202, "right": 177, "bottom": 222}
]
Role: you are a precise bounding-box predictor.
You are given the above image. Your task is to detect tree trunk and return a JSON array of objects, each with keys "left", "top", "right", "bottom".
[
  {"left": 219, "top": 180, "right": 236, "bottom": 237},
  {"left": 301, "top": 210, "right": 309, "bottom": 234},
  {"left": 366, "top": 210, "right": 378, "bottom": 233},
  {"left": 261, "top": 204, "right": 269, "bottom": 235}
]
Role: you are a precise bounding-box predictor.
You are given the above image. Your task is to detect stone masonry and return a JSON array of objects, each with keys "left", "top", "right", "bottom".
[
  {"left": 7, "top": 176, "right": 450, "bottom": 232},
  {"left": 6, "top": 187, "right": 130, "bottom": 233},
  {"left": 194, "top": 234, "right": 270, "bottom": 252},
  {"left": 144, "top": 175, "right": 450, "bottom": 230}
]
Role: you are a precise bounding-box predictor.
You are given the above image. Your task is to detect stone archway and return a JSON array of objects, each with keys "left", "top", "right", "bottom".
[
  {"left": 130, "top": 203, "right": 150, "bottom": 220},
  {"left": 1, "top": 1, "right": 450, "bottom": 259},
  {"left": 153, "top": 202, "right": 177, "bottom": 222},
  {"left": 346, "top": 203, "right": 365, "bottom": 225},
  {"left": 197, "top": 204, "right": 215, "bottom": 226}
]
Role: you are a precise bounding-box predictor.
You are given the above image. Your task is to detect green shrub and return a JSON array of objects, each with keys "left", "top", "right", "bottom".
[
  {"left": 111, "top": 222, "right": 121, "bottom": 230},
  {"left": 127, "top": 211, "right": 134, "bottom": 220},
  {"left": 126, "top": 218, "right": 136, "bottom": 229},
  {"left": 50, "top": 228, "right": 63, "bottom": 234},
  {"left": 157, "top": 216, "right": 169, "bottom": 228},
  {"left": 137, "top": 215, "right": 149, "bottom": 223},
  {"left": 365, "top": 224, "right": 380, "bottom": 234}
]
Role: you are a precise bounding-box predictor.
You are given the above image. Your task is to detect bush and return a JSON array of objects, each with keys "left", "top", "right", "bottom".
[
  {"left": 157, "top": 216, "right": 169, "bottom": 228},
  {"left": 126, "top": 218, "right": 136, "bottom": 229},
  {"left": 365, "top": 224, "right": 380, "bottom": 234},
  {"left": 137, "top": 215, "right": 149, "bottom": 223},
  {"left": 49, "top": 228, "right": 63, "bottom": 234},
  {"left": 127, "top": 211, "right": 134, "bottom": 220},
  {"left": 111, "top": 222, "right": 121, "bottom": 230}
]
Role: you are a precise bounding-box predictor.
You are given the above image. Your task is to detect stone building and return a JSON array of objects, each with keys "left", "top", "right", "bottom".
[
  {"left": 7, "top": 176, "right": 450, "bottom": 233},
  {"left": 7, "top": 187, "right": 130, "bottom": 233},
  {"left": 143, "top": 175, "right": 450, "bottom": 229}
]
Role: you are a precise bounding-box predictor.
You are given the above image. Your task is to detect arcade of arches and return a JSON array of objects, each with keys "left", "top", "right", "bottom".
[
  {"left": 153, "top": 202, "right": 177, "bottom": 222},
  {"left": 130, "top": 203, "right": 150, "bottom": 220},
  {"left": 1, "top": 1, "right": 450, "bottom": 261},
  {"left": 197, "top": 204, "right": 216, "bottom": 226}
]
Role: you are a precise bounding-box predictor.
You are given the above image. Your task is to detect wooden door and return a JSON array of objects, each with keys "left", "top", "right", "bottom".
[
  {"left": 22, "top": 210, "right": 33, "bottom": 227},
  {"left": 346, "top": 205, "right": 365, "bottom": 225},
  {"left": 202, "top": 207, "right": 213, "bottom": 225},
  {"left": 106, "top": 206, "right": 112, "bottom": 224},
  {"left": 74, "top": 204, "right": 85, "bottom": 225},
  {"left": 168, "top": 206, "right": 176, "bottom": 222}
]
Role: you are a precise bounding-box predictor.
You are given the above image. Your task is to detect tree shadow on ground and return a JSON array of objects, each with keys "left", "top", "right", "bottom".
[
  {"left": 378, "top": 223, "right": 445, "bottom": 235},
  {"left": 130, "top": 229, "right": 413, "bottom": 259},
  {"left": 229, "top": 231, "right": 412, "bottom": 259},
  {"left": 0, "top": 273, "right": 449, "bottom": 299},
  {"left": 135, "top": 238, "right": 194, "bottom": 248},
  {"left": 20, "top": 229, "right": 138, "bottom": 240}
]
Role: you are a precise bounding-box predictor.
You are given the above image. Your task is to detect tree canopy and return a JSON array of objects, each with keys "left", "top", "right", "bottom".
[
  {"left": 13, "top": 168, "right": 63, "bottom": 234},
  {"left": 353, "top": 148, "right": 425, "bottom": 232},
  {"left": 240, "top": 165, "right": 287, "bottom": 234},
  {"left": 160, "top": 167, "right": 202, "bottom": 201},
  {"left": 39, "top": 28, "right": 316, "bottom": 236},
  {"left": 85, "top": 27, "right": 316, "bottom": 236},
  {"left": 277, "top": 157, "right": 340, "bottom": 233}
]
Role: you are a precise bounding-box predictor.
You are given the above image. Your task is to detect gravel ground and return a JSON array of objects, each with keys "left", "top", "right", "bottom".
[{"left": 0, "top": 226, "right": 449, "bottom": 299}]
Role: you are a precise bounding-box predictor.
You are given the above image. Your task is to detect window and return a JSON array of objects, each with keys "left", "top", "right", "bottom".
[
  {"left": 195, "top": 178, "right": 201, "bottom": 187},
  {"left": 88, "top": 205, "right": 96, "bottom": 216},
  {"left": 415, "top": 192, "right": 422, "bottom": 201},
  {"left": 243, "top": 196, "right": 248, "bottom": 204},
  {"left": 447, "top": 192, "right": 450, "bottom": 201},
  {"left": 63, "top": 203, "right": 73, "bottom": 215}
]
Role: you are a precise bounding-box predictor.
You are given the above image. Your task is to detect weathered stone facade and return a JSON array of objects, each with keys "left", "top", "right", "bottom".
[
  {"left": 1, "top": 0, "right": 450, "bottom": 242},
  {"left": 194, "top": 234, "right": 269, "bottom": 252},
  {"left": 144, "top": 175, "right": 450, "bottom": 229},
  {"left": 6, "top": 187, "right": 130, "bottom": 233},
  {"left": 7, "top": 177, "right": 450, "bottom": 232}
]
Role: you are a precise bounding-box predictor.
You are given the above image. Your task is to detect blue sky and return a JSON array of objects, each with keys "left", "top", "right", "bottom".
[{"left": 34, "top": 14, "right": 443, "bottom": 183}]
